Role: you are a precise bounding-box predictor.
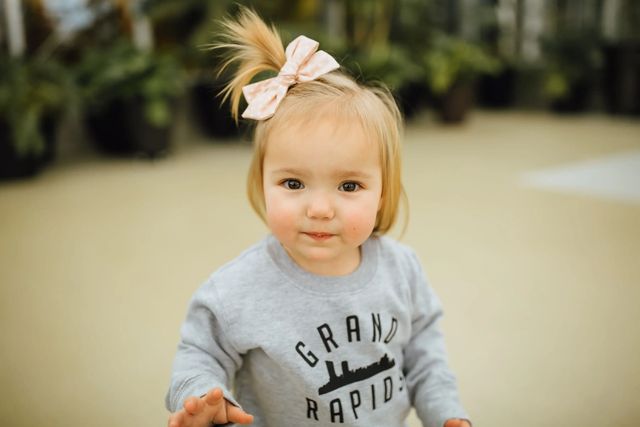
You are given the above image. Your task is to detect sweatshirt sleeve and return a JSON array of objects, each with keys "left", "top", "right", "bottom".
[
  {"left": 403, "top": 251, "right": 470, "bottom": 427},
  {"left": 165, "top": 279, "right": 242, "bottom": 413}
]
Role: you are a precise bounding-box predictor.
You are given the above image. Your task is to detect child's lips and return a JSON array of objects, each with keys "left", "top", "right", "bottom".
[{"left": 303, "top": 232, "right": 335, "bottom": 241}]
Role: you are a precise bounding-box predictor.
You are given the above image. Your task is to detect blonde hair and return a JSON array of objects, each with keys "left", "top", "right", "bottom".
[{"left": 214, "top": 7, "right": 407, "bottom": 235}]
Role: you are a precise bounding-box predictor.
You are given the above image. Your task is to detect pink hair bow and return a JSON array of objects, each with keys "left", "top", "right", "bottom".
[{"left": 241, "top": 35, "right": 340, "bottom": 120}]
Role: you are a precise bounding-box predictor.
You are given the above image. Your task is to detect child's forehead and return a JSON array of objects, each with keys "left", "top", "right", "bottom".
[
  {"left": 266, "top": 118, "right": 374, "bottom": 158},
  {"left": 268, "top": 110, "right": 376, "bottom": 148},
  {"left": 281, "top": 115, "right": 356, "bottom": 137},
  {"left": 263, "top": 115, "right": 381, "bottom": 173}
]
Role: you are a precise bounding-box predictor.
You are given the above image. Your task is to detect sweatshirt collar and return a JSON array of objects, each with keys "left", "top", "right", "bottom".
[{"left": 265, "top": 234, "right": 378, "bottom": 295}]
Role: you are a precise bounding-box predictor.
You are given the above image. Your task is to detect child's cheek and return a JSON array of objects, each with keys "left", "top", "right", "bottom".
[
  {"left": 342, "top": 206, "right": 377, "bottom": 243},
  {"left": 265, "top": 193, "right": 298, "bottom": 237}
]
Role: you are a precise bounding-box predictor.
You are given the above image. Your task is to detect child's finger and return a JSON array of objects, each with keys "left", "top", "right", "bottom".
[
  {"left": 168, "top": 411, "right": 184, "bottom": 427},
  {"left": 227, "top": 405, "right": 254, "bottom": 425},
  {"left": 183, "top": 396, "right": 202, "bottom": 415},
  {"left": 204, "top": 388, "right": 224, "bottom": 406}
]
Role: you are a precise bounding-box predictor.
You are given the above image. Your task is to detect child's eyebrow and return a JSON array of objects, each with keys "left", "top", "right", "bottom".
[
  {"left": 271, "top": 168, "right": 307, "bottom": 176},
  {"left": 333, "top": 170, "right": 373, "bottom": 180}
]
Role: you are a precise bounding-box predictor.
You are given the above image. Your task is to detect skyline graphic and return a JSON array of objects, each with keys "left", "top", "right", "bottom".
[{"left": 318, "top": 354, "right": 396, "bottom": 395}]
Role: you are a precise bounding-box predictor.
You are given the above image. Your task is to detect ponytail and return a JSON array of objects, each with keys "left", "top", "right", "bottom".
[{"left": 212, "top": 7, "right": 286, "bottom": 121}]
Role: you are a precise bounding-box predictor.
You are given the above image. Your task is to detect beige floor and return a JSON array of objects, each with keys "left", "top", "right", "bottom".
[{"left": 1, "top": 110, "right": 639, "bottom": 427}]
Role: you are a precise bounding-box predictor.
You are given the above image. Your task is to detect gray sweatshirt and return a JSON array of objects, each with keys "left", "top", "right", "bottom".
[{"left": 165, "top": 235, "right": 469, "bottom": 427}]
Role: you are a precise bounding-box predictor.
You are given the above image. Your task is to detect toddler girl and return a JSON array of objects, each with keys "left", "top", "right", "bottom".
[{"left": 166, "top": 7, "right": 471, "bottom": 427}]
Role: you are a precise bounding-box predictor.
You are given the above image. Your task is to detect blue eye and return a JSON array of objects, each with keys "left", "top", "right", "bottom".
[
  {"left": 339, "top": 182, "right": 360, "bottom": 192},
  {"left": 283, "top": 179, "right": 304, "bottom": 190}
]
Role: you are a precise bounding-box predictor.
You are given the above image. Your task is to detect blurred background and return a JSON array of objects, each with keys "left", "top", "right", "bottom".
[{"left": 0, "top": 1, "right": 639, "bottom": 426}]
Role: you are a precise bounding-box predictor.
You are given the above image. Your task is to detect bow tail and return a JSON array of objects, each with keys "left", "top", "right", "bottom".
[{"left": 242, "top": 82, "right": 288, "bottom": 120}]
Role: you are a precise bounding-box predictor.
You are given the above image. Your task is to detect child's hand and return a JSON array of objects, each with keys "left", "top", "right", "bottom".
[
  {"left": 444, "top": 419, "right": 471, "bottom": 427},
  {"left": 167, "top": 388, "right": 254, "bottom": 427}
]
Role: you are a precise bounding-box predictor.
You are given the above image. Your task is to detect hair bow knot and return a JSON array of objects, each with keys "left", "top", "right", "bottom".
[{"left": 241, "top": 35, "right": 340, "bottom": 120}]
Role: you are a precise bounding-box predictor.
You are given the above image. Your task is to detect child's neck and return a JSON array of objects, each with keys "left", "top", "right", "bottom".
[{"left": 284, "top": 246, "right": 362, "bottom": 277}]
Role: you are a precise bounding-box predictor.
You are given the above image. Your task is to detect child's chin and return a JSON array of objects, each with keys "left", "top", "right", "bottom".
[{"left": 301, "top": 247, "right": 337, "bottom": 261}]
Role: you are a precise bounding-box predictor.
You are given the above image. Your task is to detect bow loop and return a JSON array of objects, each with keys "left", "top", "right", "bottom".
[{"left": 241, "top": 35, "right": 339, "bottom": 120}]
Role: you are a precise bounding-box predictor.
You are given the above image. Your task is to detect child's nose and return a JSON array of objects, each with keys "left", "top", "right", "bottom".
[{"left": 306, "top": 192, "right": 334, "bottom": 220}]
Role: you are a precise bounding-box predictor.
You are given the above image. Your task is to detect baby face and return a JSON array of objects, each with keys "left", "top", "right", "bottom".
[{"left": 262, "top": 118, "right": 382, "bottom": 276}]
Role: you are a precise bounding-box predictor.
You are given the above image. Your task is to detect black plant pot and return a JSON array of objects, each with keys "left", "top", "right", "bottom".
[
  {"left": 602, "top": 42, "right": 640, "bottom": 115},
  {"left": 85, "top": 97, "right": 174, "bottom": 158},
  {"left": 477, "top": 66, "right": 516, "bottom": 108},
  {"left": 191, "top": 79, "right": 244, "bottom": 139},
  {"left": 395, "top": 81, "right": 430, "bottom": 120},
  {"left": 550, "top": 80, "right": 592, "bottom": 113},
  {"left": 0, "top": 116, "right": 57, "bottom": 180},
  {"left": 437, "top": 82, "right": 474, "bottom": 123}
]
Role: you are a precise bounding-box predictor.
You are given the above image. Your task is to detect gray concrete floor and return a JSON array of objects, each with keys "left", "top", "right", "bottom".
[{"left": 1, "top": 110, "right": 639, "bottom": 427}]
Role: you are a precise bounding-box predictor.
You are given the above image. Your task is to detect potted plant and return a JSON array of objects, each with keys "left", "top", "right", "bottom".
[
  {"left": 143, "top": 0, "right": 247, "bottom": 139},
  {"left": 541, "top": 33, "right": 602, "bottom": 113},
  {"left": 75, "top": 40, "right": 184, "bottom": 157},
  {"left": 344, "top": 44, "right": 425, "bottom": 119},
  {"left": 0, "top": 55, "right": 73, "bottom": 179},
  {"left": 422, "top": 33, "right": 500, "bottom": 123},
  {"left": 601, "top": 0, "right": 640, "bottom": 115},
  {"left": 474, "top": 1, "right": 518, "bottom": 109}
]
